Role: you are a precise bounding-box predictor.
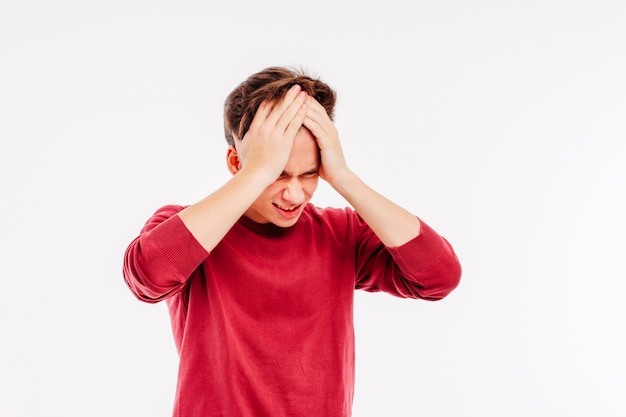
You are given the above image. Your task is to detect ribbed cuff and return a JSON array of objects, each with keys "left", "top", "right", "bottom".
[
  {"left": 387, "top": 219, "right": 446, "bottom": 272},
  {"left": 149, "top": 214, "right": 209, "bottom": 278}
]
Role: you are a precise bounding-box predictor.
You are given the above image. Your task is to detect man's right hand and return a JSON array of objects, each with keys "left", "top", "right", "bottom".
[
  {"left": 234, "top": 84, "right": 309, "bottom": 182},
  {"left": 179, "top": 85, "right": 308, "bottom": 253}
]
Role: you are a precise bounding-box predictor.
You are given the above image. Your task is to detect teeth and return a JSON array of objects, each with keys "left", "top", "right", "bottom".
[{"left": 276, "top": 204, "right": 297, "bottom": 211}]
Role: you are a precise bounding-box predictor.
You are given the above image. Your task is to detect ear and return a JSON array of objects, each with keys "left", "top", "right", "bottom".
[{"left": 226, "top": 145, "right": 241, "bottom": 175}]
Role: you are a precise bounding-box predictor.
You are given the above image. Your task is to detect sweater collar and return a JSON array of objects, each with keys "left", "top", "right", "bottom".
[{"left": 237, "top": 214, "right": 300, "bottom": 235}]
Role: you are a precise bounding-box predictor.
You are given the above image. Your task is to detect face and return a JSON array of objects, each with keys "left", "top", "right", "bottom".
[{"left": 232, "top": 128, "right": 320, "bottom": 228}]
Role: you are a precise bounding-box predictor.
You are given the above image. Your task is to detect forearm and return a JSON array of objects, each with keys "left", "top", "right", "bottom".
[
  {"left": 331, "top": 171, "right": 421, "bottom": 247},
  {"left": 179, "top": 85, "right": 309, "bottom": 252},
  {"left": 179, "top": 168, "right": 273, "bottom": 252}
]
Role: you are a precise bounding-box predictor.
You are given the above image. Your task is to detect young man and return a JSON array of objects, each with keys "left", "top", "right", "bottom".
[{"left": 123, "top": 66, "right": 461, "bottom": 417}]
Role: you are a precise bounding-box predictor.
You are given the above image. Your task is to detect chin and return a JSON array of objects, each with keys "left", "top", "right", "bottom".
[{"left": 273, "top": 217, "right": 300, "bottom": 228}]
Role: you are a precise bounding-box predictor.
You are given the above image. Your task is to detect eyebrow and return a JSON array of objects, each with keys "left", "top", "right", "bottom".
[{"left": 280, "top": 167, "right": 319, "bottom": 177}]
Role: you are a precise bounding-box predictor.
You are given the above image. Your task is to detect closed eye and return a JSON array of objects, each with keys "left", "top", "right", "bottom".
[{"left": 279, "top": 168, "right": 319, "bottom": 179}]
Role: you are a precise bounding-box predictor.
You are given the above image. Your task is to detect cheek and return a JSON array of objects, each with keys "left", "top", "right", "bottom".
[
  {"left": 303, "top": 177, "right": 319, "bottom": 196},
  {"left": 257, "top": 182, "right": 282, "bottom": 201}
]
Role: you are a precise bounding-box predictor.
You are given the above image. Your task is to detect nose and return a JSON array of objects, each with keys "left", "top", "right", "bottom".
[{"left": 282, "top": 178, "right": 305, "bottom": 204}]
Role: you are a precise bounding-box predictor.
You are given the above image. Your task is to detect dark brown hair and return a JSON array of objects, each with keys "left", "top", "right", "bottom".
[{"left": 224, "top": 66, "right": 336, "bottom": 146}]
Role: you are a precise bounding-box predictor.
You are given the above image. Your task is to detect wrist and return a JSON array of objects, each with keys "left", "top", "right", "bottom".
[
  {"left": 237, "top": 164, "right": 278, "bottom": 189},
  {"left": 328, "top": 168, "right": 358, "bottom": 194}
]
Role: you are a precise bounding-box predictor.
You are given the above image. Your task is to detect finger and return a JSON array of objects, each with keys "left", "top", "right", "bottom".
[
  {"left": 305, "top": 95, "right": 327, "bottom": 111},
  {"left": 246, "top": 100, "right": 273, "bottom": 136},
  {"left": 303, "top": 100, "right": 330, "bottom": 138},
  {"left": 283, "top": 101, "right": 308, "bottom": 141},
  {"left": 303, "top": 115, "right": 325, "bottom": 144},
  {"left": 264, "top": 84, "right": 303, "bottom": 127},
  {"left": 275, "top": 91, "right": 308, "bottom": 134},
  {"left": 304, "top": 97, "right": 332, "bottom": 125}
]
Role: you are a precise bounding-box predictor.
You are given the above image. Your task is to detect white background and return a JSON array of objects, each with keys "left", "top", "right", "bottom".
[{"left": 1, "top": 1, "right": 625, "bottom": 416}]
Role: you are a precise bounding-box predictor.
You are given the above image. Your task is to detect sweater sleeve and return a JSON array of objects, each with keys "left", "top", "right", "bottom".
[
  {"left": 354, "top": 216, "right": 461, "bottom": 301},
  {"left": 123, "top": 205, "right": 209, "bottom": 303}
]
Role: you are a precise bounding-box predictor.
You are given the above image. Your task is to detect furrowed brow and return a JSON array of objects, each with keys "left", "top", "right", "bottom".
[{"left": 281, "top": 166, "right": 319, "bottom": 177}]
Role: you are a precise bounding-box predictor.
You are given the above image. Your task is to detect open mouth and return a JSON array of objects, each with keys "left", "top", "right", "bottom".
[
  {"left": 273, "top": 203, "right": 302, "bottom": 217},
  {"left": 273, "top": 203, "right": 300, "bottom": 212}
]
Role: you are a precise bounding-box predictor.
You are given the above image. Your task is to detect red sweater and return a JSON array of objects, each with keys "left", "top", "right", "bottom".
[{"left": 123, "top": 204, "right": 461, "bottom": 417}]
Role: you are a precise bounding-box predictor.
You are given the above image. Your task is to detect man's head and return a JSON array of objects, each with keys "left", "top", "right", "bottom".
[
  {"left": 223, "top": 67, "right": 337, "bottom": 227},
  {"left": 224, "top": 66, "right": 336, "bottom": 146}
]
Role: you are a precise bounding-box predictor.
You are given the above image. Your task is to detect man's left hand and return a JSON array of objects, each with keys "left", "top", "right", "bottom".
[{"left": 303, "top": 96, "right": 350, "bottom": 187}]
